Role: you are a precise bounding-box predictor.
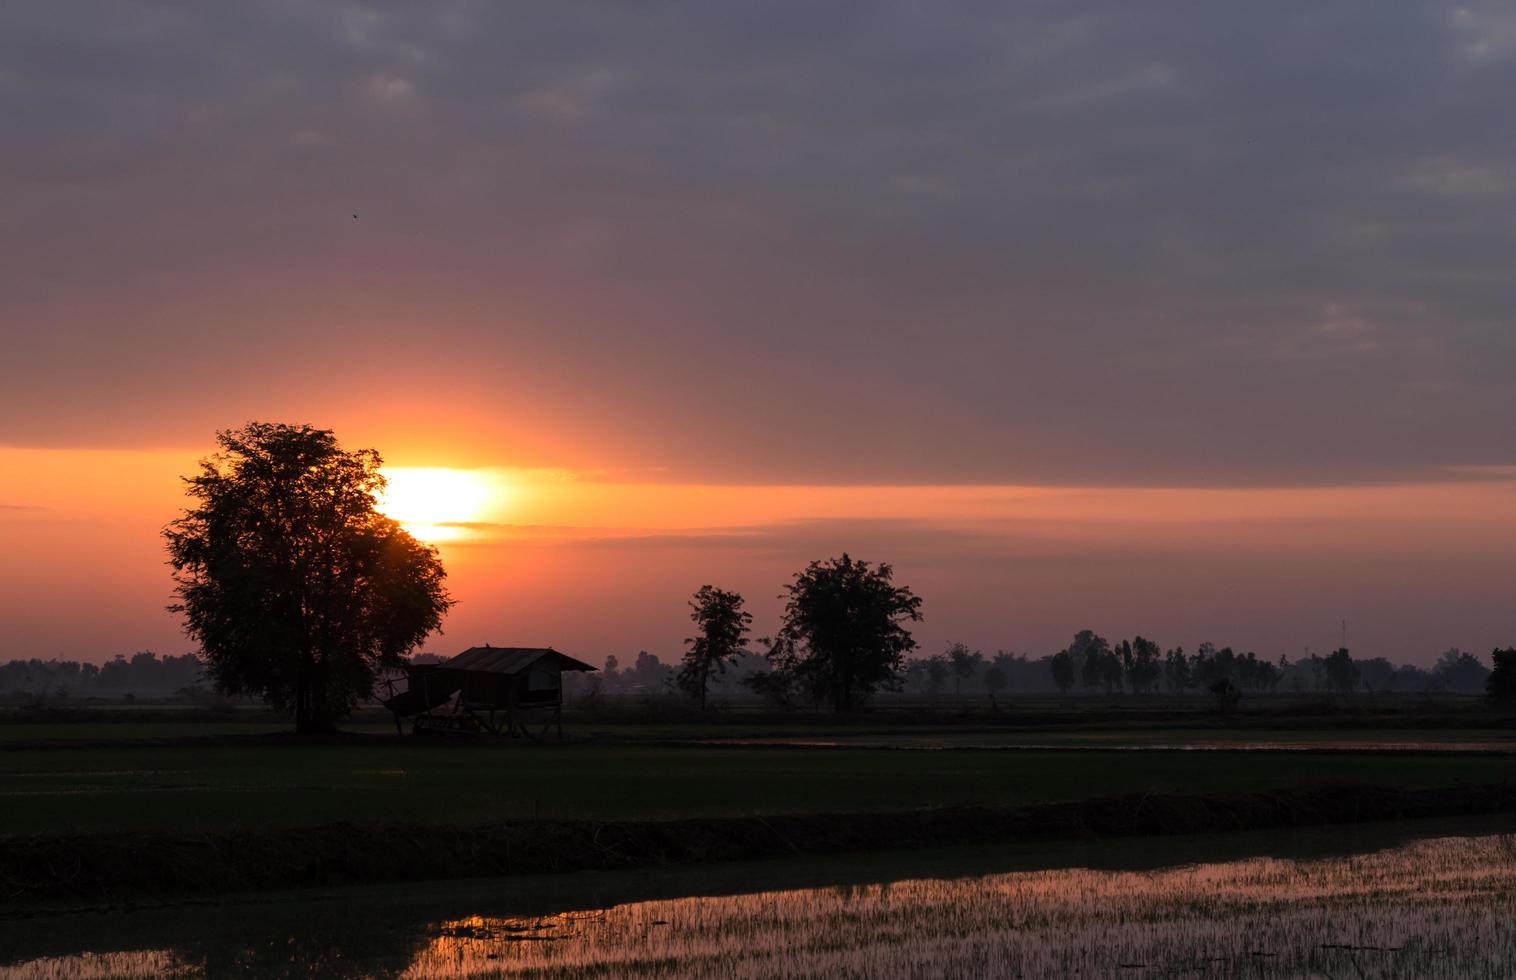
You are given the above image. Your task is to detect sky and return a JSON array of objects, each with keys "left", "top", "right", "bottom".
[{"left": 2, "top": 2, "right": 1514, "bottom": 666}]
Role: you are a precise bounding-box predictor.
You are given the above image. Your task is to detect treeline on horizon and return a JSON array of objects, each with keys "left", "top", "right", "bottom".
[
  {"left": 0, "top": 640, "right": 1499, "bottom": 704},
  {"left": 0, "top": 652, "right": 203, "bottom": 700},
  {"left": 557, "top": 637, "right": 1496, "bottom": 702},
  {"left": 1, "top": 638, "right": 1498, "bottom": 704},
  {"left": 563, "top": 565, "right": 1505, "bottom": 708}
]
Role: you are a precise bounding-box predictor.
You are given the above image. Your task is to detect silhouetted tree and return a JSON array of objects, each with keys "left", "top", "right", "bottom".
[
  {"left": 743, "top": 636, "right": 799, "bottom": 706},
  {"left": 1209, "top": 678, "right": 1241, "bottom": 718},
  {"left": 989, "top": 651, "right": 1029, "bottom": 694},
  {"left": 677, "top": 585, "right": 752, "bottom": 709},
  {"left": 984, "top": 665, "right": 1008, "bottom": 698},
  {"left": 1191, "top": 643, "right": 1237, "bottom": 690},
  {"left": 1163, "top": 647, "right": 1190, "bottom": 692},
  {"left": 711, "top": 649, "right": 772, "bottom": 694},
  {"left": 1097, "top": 646, "right": 1123, "bottom": 693},
  {"left": 1394, "top": 662, "right": 1433, "bottom": 691},
  {"left": 164, "top": 423, "right": 452, "bottom": 734},
  {"left": 1487, "top": 648, "right": 1516, "bottom": 707},
  {"left": 902, "top": 658, "right": 928, "bottom": 693},
  {"left": 1049, "top": 650, "right": 1075, "bottom": 693},
  {"left": 629, "top": 650, "right": 673, "bottom": 692},
  {"left": 1066, "top": 630, "right": 1112, "bottom": 692},
  {"left": 768, "top": 554, "right": 922, "bottom": 712},
  {"left": 1229, "top": 650, "right": 1278, "bottom": 693},
  {"left": 924, "top": 653, "right": 952, "bottom": 694},
  {"left": 1126, "top": 636, "right": 1162, "bottom": 693},
  {"left": 945, "top": 642, "right": 984, "bottom": 696},
  {"left": 1357, "top": 656, "right": 1397, "bottom": 692},
  {"left": 1433, "top": 648, "right": 1491, "bottom": 693},
  {"left": 1322, "top": 647, "right": 1359, "bottom": 695}
]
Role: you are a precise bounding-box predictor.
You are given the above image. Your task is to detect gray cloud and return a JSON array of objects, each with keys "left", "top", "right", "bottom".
[{"left": 3, "top": 1, "right": 1514, "bottom": 484}]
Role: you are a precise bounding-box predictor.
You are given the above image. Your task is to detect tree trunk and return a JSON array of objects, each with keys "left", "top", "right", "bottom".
[{"left": 295, "top": 654, "right": 337, "bottom": 735}]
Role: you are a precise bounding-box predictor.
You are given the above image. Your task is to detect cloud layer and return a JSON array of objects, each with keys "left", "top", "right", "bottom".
[{"left": 3, "top": 1, "right": 1515, "bottom": 487}]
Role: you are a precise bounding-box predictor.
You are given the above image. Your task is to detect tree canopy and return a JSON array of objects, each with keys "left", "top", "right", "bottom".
[
  {"left": 1488, "top": 648, "right": 1516, "bottom": 707},
  {"left": 677, "top": 585, "right": 752, "bottom": 709},
  {"left": 768, "top": 553, "right": 922, "bottom": 712},
  {"left": 164, "top": 423, "right": 452, "bottom": 733},
  {"left": 945, "top": 643, "right": 984, "bottom": 696}
]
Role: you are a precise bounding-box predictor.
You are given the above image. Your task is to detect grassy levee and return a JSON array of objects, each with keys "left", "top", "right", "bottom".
[{"left": 4, "top": 782, "right": 1516, "bottom": 909}]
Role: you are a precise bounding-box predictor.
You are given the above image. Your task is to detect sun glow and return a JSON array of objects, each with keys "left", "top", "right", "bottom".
[{"left": 376, "top": 468, "right": 500, "bottom": 542}]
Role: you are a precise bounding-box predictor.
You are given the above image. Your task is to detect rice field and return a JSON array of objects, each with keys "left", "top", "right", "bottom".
[
  {"left": 5, "top": 827, "right": 1514, "bottom": 978},
  {"left": 4, "top": 735, "right": 1513, "bottom": 835}
]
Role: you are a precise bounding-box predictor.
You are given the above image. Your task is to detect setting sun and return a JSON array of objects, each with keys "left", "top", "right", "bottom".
[{"left": 377, "top": 468, "right": 501, "bottom": 542}]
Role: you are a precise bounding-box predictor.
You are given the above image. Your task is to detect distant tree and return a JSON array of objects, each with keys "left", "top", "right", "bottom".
[
  {"left": 903, "top": 658, "right": 929, "bottom": 693},
  {"left": 1394, "top": 662, "right": 1433, "bottom": 692},
  {"left": 984, "top": 665, "right": 1008, "bottom": 698},
  {"left": 1433, "top": 648, "right": 1491, "bottom": 693},
  {"left": 1291, "top": 655, "right": 1328, "bottom": 694},
  {"left": 924, "top": 654, "right": 952, "bottom": 694},
  {"left": 989, "top": 651, "right": 1026, "bottom": 694},
  {"left": 1357, "top": 656, "right": 1397, "bottom": 693},
  {"left": 629, "top": 650, "right": 674, "bottom": 692},
  {"left": 945, "top": 643, "right": 984, "bottom": 696},
  {"left": 768, "top": 554, "right": 923, "bottom": 712},
  {"left": 744, "top": 669, "right": 796, "bottom": 707},
  {"left": 1126, "top": 636, "right": 1162, "bottom": 694},
  {"left": 1252, "top": 655, "right": 1282, "bottom": 693},
  {"left": 1487, "top": 648, "right": 1516, "bottom": 707},
  {"left": 713, "top": 649, "right": 772, "bottom": 694},
  {"left": 1231, "top": 651, "right": 1278, "bottom": 693},
  {"left": 1097, "top": 646, "right": 1123, "bottom": 693},
  {"left": 1192, "top": 643, "right": 1241, "bottom": 691},
  {"left": 164, "top": 423, "right": 452, "bottom": 734},
  {"left": 1209, "top": 678, "right": 1241, "bottom": 718},
  {"left": 1322, "top": 647, "right": 1359, "bottom": 695},
  {"left": 677, "top": 585, "right": 752, "bottom": 709},
  {"left": 1049, "top": 650, "right": 1075, "bottom": 694},
  {"left": 1066, "top": 630, "right": 1113, "bottom": 692},
  {"left": 1163, "top": 647, "right": 1190, "bottom": 693},
  {"left": 743, "top": 637, "right": 800, "bottom": 707}
]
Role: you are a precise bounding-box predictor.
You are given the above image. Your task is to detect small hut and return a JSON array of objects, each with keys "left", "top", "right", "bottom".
[{"left": 381, "top": 645, "right": 597, "bottom": 738}]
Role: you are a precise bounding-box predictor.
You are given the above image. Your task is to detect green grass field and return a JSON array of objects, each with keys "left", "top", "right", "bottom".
[{"left": 2, "top": 737, "right": 1512, "bottom": 835}]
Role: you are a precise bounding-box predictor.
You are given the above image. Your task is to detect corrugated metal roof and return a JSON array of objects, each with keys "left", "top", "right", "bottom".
[{"left": 433, "top": 646, "right": 598, "bottom": 675}]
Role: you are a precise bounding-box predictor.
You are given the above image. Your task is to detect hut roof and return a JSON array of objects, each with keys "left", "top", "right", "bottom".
[{"left": 428, "top": 646, "right": 598, "bottom": 675}]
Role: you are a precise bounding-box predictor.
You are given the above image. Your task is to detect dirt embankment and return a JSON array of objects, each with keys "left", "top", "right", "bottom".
[{"left": 3, "top": 782, "right": 1514, "bottom": 910}]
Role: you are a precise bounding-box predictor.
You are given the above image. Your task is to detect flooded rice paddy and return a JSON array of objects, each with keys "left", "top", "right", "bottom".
[{"left": 3, "top": 820, "right": 1513, "bottom": 978}]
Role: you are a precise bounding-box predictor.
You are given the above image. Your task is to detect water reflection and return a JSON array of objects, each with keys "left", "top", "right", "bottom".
[
  {"left": 397, "top": 834, "right": 1516, "bottom": 978},
  {"left": 3, "top": 825, "right": 1514, "bottom": 978}
]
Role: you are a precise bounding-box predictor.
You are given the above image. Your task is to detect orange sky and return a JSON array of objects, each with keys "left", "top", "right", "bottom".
[
  {"left": 3, "top": 444, "right": 1512, "bottom": 666},
  {"left": 5, "top": 4, "right": 1516, "bottom": 668}
]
